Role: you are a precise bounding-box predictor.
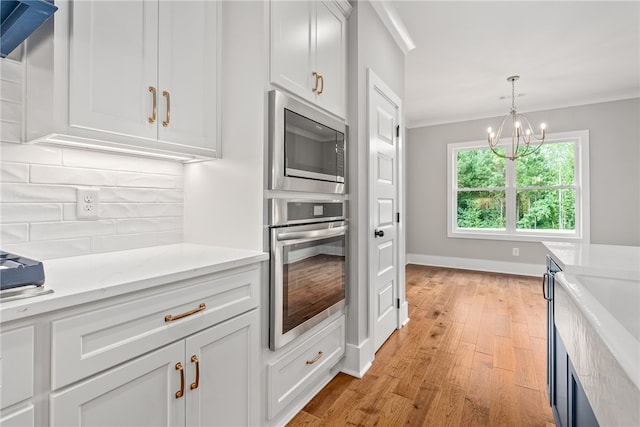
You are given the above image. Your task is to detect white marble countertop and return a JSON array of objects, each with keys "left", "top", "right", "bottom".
[
  {"left": 542, "top": 242, "right": 640, "bottom": 280},
  {"left": 0, "top": 243, "right": 268, "bottom": 323}
]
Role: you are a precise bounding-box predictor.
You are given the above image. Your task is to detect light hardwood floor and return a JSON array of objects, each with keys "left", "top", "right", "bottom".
[{"left": 287, "top": 264, "right": 556, "bottom": 427}]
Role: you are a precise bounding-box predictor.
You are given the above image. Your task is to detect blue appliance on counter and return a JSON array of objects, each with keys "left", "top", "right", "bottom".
[
  {"left": 0, "top": 251, "right": 45, "bottom": 290},
  {"left": 1, "top": 0, "right": 57, "bottom": 58}
]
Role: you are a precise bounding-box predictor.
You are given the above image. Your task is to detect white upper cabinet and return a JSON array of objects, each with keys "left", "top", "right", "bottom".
[
  {"left": 25, "top": 0, "right": 220, "bottom": 160},
  {"left": 270, "top": 0, "right": 350, "bottom": 119}
]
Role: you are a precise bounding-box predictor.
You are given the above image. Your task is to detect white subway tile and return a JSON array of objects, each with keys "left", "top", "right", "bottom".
[
  {"left": 0, "top": 142, "right": 62, "bottom": 165},
  {"left": 157, "top": 230, "right": 182, "bottom": 245},
  {"left": 100, "top": 187, "right": 182, "bottom": 203},
  {"left": 1, "top": 79, "right": 21, "bottom": 103},
  {"left": 0, "top": 59, "right": 22, "bottom": 82},
  {"left": 0, "top": 223, "right": 28, "bottom": 244},
  {"left": 63, "top": 148, "right": 183, "bottom": 176},
  {"left": 2, "top": 239, "right": 91, "bottom": 260},
  {"left": 0, "top": 123, "right": 22, "bottom": 143},
  {"left": 117, "top": 171, "right": 176, "bottom": 189},
  {"left": 116, "top": 217, "right": 177, "bottom": 234},
  {"left": 1, "top": 203, "right": 62, "bottom": 223},
  {"left": 100, "top": 203, "right": 183, "bottom": 219},
  {"left": 91, "top": 233, "right": 158, "bottom": 254},
  {"left": 1, "top": 99, "right": 21, "bottom": 122},
  {"left": 62, "top": 203, "right": 77, "bottom": 221},
  {"left": 30, "top": 164, "right": 118, "bottom": 186},
  {"left": 1, "top": 162, "right": 29, "bottom": 182},
  {"left": 1, "top": 183, "right": 76, "bottom": 202},
  {"left": 175, "top": 175, "right": 184, "bottom": 189},
  {"left": 30, "top": 220, "right": 116, "bottom": 241}
]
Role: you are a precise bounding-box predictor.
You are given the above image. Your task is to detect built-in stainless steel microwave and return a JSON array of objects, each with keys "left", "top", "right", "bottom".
[{"left": 269, "top": 90, "right": 346, "bottom": 194}]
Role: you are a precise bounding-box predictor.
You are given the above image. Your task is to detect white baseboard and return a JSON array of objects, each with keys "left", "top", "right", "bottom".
[
  {"left": 406, "top": 253, "right": 545, "bottom": 277},
  {"left": 399, "top": 301, "right": 409, "bottom": 327},
  {"left": 341, "top": 339, "right": 373, "bottom": 378}
]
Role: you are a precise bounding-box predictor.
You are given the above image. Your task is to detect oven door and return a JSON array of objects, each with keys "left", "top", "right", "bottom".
[{"left": 270, "top": 221, "right": 347, "bottom": 350}]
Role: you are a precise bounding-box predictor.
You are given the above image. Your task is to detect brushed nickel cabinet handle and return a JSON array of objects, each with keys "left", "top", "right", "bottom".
[
  {"left": 148, "top": 86, "right": 157, "bottom": 123},
  {"left": 190, "top": 355, "right": 200, "bottom": 390},
  {"left": 312, "top": 71, "right": 319, "bottom": 93},
  {"left": 165, "top": 303, "right": 206, "bottom": 322},
  {"left": 175, "top": 362, "right": 185, "bottom": 398},
  {"left": 162, "top": 90, "right": 171, "bottom": 127},
  {"left": 306, "top": 351, "right": 324, "bottom": 365}
]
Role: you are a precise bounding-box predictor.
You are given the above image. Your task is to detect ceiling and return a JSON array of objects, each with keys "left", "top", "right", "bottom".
[{"left": 391, "top": 1, "right": 640, "bottom": 128}]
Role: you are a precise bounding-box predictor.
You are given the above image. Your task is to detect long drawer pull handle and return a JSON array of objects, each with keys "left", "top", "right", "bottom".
[
  {"left": 175, "top": 362, "right": 185, "bottom": 398},
  {"left": 317, "top": 74, "right": 324, "bottom": 95},
  {"left": 165, "top": 303, "right": 206, "bottom": 322},
  {"left": 312, "top": 71, "right": 319, "bottom": 93},
  {"left": 148, "top": 86, "right": 157, "bottom": 123},
  {"left": 162, "top": 90, "right": 171, "bottom": 127},
  {"left": 306, "top": 351, "right": 324, "bottom": 365},
  {"left": 190, "top": 355, "right": 200, "bottom": 390},
  {"left": 542, "top": 273, "right": 551, "bottom": 301}
]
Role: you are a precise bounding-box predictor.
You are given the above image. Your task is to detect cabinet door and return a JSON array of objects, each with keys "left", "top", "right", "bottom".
[
  {"left": 314, "top": 1, "right": 346, "bottom": 118},
  {"left": 68, "top": 0, "right": 158, "bottom": 140},
  {"left": 270, "top": 1, "right": 315, "bottom": 103},
  {"left": 185, "top": 310, "right": 259, "bottom": 427},
  {"left": 50, "top": 341, "right": 185, "bottom": 427},
  {"left": 553, "top": 328, "right": 569, "bottom": 427},
  {"left": 157, "top": 1, "right": 219, "bottom": 153},
  {"left": 0, "top": 326, "right": 34, "bottom": 410}
]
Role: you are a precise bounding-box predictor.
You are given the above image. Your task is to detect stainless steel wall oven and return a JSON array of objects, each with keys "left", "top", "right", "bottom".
[
  {"left": 269, "top": 90, "right": 347, "bottom": 194},
  {"left": 269, "top": 199, "right": 347, "bottom": 350}
]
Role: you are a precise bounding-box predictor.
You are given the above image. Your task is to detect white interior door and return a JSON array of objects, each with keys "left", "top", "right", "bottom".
[{"left": 368, "top": 70, "right": 403, "bottom": 352}]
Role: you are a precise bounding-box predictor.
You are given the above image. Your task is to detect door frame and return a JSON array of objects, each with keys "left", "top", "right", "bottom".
[{"left": 367, "top": 68, "right": 408, "bottom": 354}]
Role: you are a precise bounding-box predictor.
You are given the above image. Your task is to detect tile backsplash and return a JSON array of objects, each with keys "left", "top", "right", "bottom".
[{"left": 0, "top": 142, "right": 184, "bottom": 260}]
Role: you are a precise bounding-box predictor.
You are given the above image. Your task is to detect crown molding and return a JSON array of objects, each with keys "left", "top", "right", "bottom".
[{"left": 369, "top": 0, "right": 416, "bottom": 55}]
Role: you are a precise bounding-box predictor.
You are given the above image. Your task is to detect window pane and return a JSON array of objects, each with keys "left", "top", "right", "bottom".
[
  {"left": 516, "top": 189, "right": 575, "bottom": 230},
  {"left": 457, "top": 190, "right": 506, "bottom": 229},
  {"left": 457, "top": 148, "right": 505, "bottom": 188},
  {"left": 516, "top": 142, "right": 575, "bottom": 187}
]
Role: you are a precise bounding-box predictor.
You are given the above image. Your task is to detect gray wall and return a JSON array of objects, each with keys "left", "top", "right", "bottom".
[
  {"left": 346, "top": 0, "right": 405, "bottom": 370},
  {"left": 406, "top": 98, "right": 640, "bottom": 268}
]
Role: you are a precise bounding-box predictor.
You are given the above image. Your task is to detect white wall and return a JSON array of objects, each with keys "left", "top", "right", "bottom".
[
  {"left": 182, "top": 1, "right": 265, "bottom": 252},
  {"left": 406, "top": 98, "right": 640, "bottom": 271},
  {"left": 0, "top": 58, "right": 183, "bottom": 260},
  {"left": 345, "top": 0, "right": 405, "bottom": 375}
]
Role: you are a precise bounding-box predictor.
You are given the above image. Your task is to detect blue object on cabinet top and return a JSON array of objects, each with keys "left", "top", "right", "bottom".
[{"left": 1, "top": 0, "right": 57, "bottom": 58}]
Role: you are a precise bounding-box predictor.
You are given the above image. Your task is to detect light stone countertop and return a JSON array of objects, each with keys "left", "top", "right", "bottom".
[
  {"left": 542, "top": 241, "right": 640, "bottom": 280},
  {"left": 0, "top": 243, "right": 268, "bottom": 323}
]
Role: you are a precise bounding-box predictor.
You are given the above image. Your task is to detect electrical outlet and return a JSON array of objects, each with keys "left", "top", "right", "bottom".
[
  {"left": 512, "top": 247, "right": 520, "bottom": 257},
  {"left": 77, "top": 188, "right": 100, "bottom": 219}
]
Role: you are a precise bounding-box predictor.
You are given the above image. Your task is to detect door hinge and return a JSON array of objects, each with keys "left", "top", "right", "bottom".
[
  {"left": 396, "top": 125, "right": 400, "bottom": 138},
  {"left": 396, "top": 212, "right": 400, "bottom": 223},
  {"left": 396, "top": 298, "right": 400, "bottom": 309}
]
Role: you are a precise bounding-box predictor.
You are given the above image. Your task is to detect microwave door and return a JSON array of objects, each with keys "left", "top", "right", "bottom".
[{"left": 285, "top": 110, "right": 342, "bottom": 183}]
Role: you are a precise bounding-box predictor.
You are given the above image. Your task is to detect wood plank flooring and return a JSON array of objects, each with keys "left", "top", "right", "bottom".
[{"left": 287, "top": 265, "right": 556, "bottom": 427}]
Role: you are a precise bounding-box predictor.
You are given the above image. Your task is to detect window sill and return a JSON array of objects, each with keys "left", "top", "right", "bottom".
[{"left": 449, "top": 229, "right": 587, "bottom": 243}]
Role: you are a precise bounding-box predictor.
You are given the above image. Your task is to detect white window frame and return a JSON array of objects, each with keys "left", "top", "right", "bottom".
[{"left": 447, "top": 130, "right": 590, "bottom": 243}]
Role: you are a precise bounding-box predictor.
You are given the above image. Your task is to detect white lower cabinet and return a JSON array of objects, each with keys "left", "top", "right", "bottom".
[
  {"left": 0, "top": 325, "right": 36, "bottom": 427},
  {"left": 51, "top": 310, "right": 259, "bottom": 427},
  {"left": 267, "top": 315, "right": 345, "bottom": 419},
  {"left": 0, "top": 405, "right": 35, "bottom": 427}
]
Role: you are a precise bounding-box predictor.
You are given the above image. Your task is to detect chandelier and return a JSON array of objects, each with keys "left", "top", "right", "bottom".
[{"left": 487, "top": 76, "right": 546, "bottom": 161}]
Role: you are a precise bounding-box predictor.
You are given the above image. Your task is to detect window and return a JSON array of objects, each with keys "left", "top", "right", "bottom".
[{"left": 447, "top": 130, "right": 589, "bottom": 242}]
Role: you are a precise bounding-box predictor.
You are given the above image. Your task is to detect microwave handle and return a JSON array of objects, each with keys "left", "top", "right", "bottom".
[{"left": 277, "top": 225, "right": 347, "bottom": 242}]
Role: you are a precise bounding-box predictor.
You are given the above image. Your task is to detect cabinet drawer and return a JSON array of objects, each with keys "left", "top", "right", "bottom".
[
  {"left": 0, "top": 325, "right": 34, "bottom": 409},
  {"left": 51, "top": 267, "right": 260, "bottom": 390},
  {"left": 267, "top": 315, "right": 345, "bottom": 418}
]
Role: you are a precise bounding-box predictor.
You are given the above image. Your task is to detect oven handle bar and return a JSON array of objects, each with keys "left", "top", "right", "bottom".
[{"left": 276, "top": 225, "right": 347, "bottom": 242}]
